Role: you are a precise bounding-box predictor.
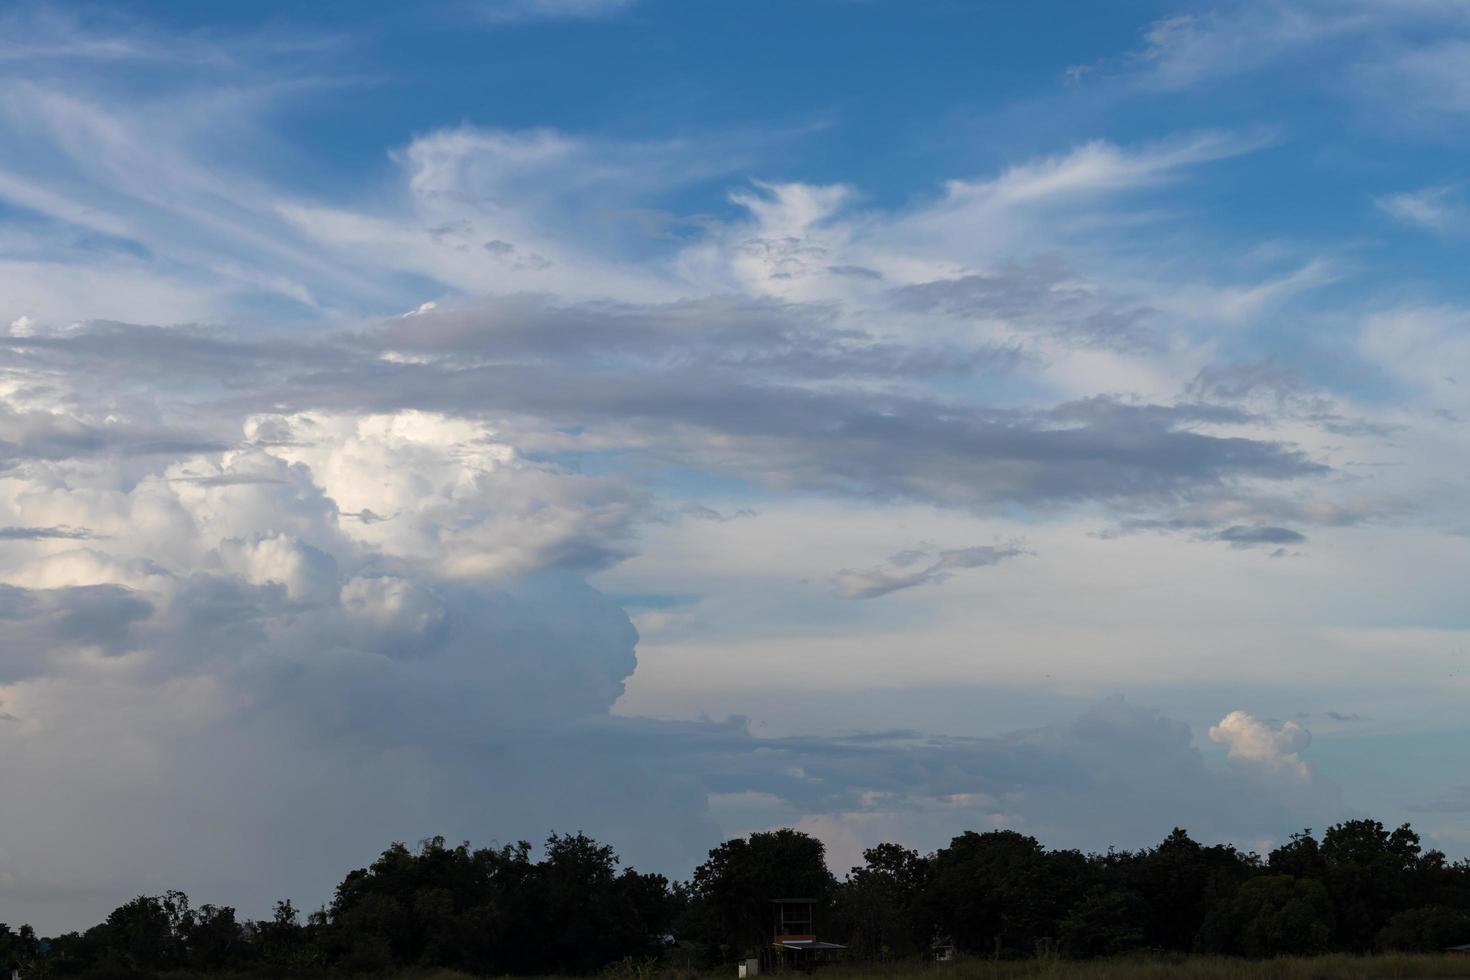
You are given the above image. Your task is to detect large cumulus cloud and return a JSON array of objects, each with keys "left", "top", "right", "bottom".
[
  {"left": 0, "top": 385, "right": 1349, "bottom": 930},
  {"left": 0, "top": 407, "right": 668, "bottom": 928}
]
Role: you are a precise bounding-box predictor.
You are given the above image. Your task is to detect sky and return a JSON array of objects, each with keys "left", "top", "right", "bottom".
[{"left": 0, "top": 0, "right": 1469, "bottom": 932}]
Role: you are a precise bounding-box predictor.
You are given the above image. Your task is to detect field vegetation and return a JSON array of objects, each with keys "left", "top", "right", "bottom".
[
  {"left": 313, "top": 955, "right": 1470, "bottom": 980},
  {"left": 806, "top": 954, "right": 1470, "bottom": 980}
]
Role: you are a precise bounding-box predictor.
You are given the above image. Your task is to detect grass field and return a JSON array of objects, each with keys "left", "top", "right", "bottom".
[
  {"left": 584, "top": 955, "right": 1470, "bottom": 980},
  {"left": 779, "top": 956, "right": 1470, "bottom": 980}
]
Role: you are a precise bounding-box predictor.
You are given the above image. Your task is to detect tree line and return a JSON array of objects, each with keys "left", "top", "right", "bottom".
[{"left": 4, "top": 819, "right": 1469, "bottom": 978}]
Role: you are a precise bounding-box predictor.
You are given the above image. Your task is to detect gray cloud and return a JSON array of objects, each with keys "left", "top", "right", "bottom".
[
  {"left": 167, "top": 474, "right": 289, "bottom": 488},
  {"left": 345, "top": 309, "right": 1323, "bottom": 512},
  {"left": 891, "top": 258, "right": 1159, "bottom": 351},
  {"left": 1408, "top": 785, "right": 1470, "bottom": 814},
  {"left": 1098, "top": 489, "right": 1381, "bottom": 543},
  {"left": 1188, "top": 359, "right": 1401, "bottom": 438},
  {"left": 676, "top": 502, "right": 757, "bottom": 523},
  {"left": 0, "top": 301, "right": 1329, "bottom": 524},
  {"left": 0, "top": 525, "right": 98, "bottom": 540},
  {"left": 826, "top": 264, "right": 883, "bottom": 281},
  {"left": 1189, "top": 359, "right": 1302, "bottom": 404},
  {"left": 0, "top": 562, "right": 1349, "bottom": 929},
  {"left": 1214, "top": 525, "right": 1307, "bottom": 547},
  {"left": 0, "top": 402, "right": 226, "bottom": 467},
  {"left": 836, "top": 544, "right": 1027, "bottom": 599},
  {"left": 0, "top": 583, "right": 154, "bottom": 680},
  {"left": 360, "top": 294, "right": 1018, "bottom": 381}
]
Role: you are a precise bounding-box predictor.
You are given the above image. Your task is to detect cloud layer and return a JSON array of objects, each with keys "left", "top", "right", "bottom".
[{"left": 1, "top": 0, "right": 1468, "bottom": 933}]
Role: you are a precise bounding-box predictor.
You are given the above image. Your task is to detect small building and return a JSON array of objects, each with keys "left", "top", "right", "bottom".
[
  {"left": 1448, "top": 943, "right": 1470, "bottom": 956},
  {"left": 767, "top": 899, "right": 845, "bottom": 972}
]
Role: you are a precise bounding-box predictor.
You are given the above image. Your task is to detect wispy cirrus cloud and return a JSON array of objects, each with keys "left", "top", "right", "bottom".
[
  {"left": 1126, "top": 7, "right": 1367, "bottom": 91},
  {"left": 1377, "top": 185, "right": 1469, "bottom": 234},
  {"left": 478, "top": 0, "right": 638, "bottom": 23}
]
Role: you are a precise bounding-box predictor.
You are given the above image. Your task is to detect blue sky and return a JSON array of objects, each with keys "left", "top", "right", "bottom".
[{"left": 0, "top": 0, "right": 1468, "bottom": 932}]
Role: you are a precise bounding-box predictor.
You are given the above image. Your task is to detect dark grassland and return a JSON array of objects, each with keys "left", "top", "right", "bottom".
[{"left": 300, "top": 958, "right": 1470, "bottom": 979}]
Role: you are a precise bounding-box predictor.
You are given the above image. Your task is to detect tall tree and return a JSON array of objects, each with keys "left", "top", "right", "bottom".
[
  {"left": 838, "top": 843, "right": 932, "bottom": 958},
  {"left": 1127, "top": 828, "right": 1257, "bottom": 951},
  {"left": 1321, "top": 819, "right": 1421, "bottom": 950},
  {"left": 922, "top": 830, "right": 1083, "bottom": 956},
  {"left": 685, "top": 829, "right": 836, "bottom": 956},
  {"left": 1198, "top": 875, "right": 1334, "bottom": 956}
]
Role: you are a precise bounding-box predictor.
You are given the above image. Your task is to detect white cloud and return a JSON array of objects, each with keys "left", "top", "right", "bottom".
[
  {"left": 1152, "top": 260, "right": 1335, "bottom": 325},
  {"left": 1074, "top": 0, "right": 1470, "bottom": 144},
  {"left": 1377, "top": 185, "right": 1465, "bottom": 233},
  {"left": 955, "top": 132, "right": 1261, "bottom": 206},
  {"left": 1131, "top": 7, "right": 1364, "bottom": 90},
  {"left": 242, "top": 411, "right": 637, "bottom": 579},
  {"left": 276, "top": 125, "right": 730, "bottom": 303},
  {"left": 1382, "top": 39, "right": 1470, "bottom": 114},
  {"left": 1209, "top": 710, "right": 1312, "bottom": 780},
  {"left": 1359, "top": 305, "right": 1470, "bottom": 411}
]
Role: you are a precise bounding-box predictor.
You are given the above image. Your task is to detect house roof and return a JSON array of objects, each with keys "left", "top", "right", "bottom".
[{"left": 775, "top": 940, "right": 846, "bottom": 951}]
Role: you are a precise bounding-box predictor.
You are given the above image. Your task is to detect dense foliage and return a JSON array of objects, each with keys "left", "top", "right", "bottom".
[{"left": 6, "top": 819, "right": 1469, "bottom": 978}]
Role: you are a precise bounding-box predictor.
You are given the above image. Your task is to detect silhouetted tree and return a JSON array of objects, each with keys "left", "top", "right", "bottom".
[
  {"left": 1269, "top": 829, "right": 1326, "bottom": 880},
  {"left": 1198, "top": 875, "right": 1334, "bottom": 956},
  {"left": 1126, "top": 828, "right": 1258, "bottom": 950},
  {"left": 1058, "top": 886, "right": 1148, "bottom": 958},
  {"left": 922, "top": 830, "right": 1084, "bottom": 956},
  {"left": 684, "top": 829, "right": 835, "bottom": 957},
  {"left": 1321, "top": 819, "right": 1421, "bottom": 950},
  {"left": 14, "top": 816, "right": 1470, "bottom": 975},
  {"left": 100, "top": 892, "right": 192, "bottom": 973},
  {"left": 182, "top": 905, "right": 244, "bottom": 971},
  {"left": 836, "top": 843, "right": 932, "bottom": 959},
  {"left": 1376, "top": 905, "right": 1470, "bottom": 952},
  {"left": 322, "top": 832, "right": 669, "bottom": 976}
]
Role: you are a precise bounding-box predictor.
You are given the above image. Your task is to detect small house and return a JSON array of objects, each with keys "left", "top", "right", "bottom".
[{"left": 767, "top": 899, "right": 845, "bottom": 972}]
